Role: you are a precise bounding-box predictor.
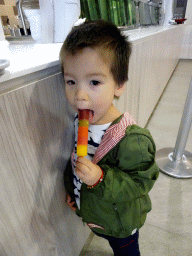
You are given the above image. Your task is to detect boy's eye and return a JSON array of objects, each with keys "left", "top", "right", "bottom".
[
  {"left": 65, "top": 80, "right": 75, "bottom": 85},
  {"left": 90, "top": 80, "right": 100, "bottom": 86}
]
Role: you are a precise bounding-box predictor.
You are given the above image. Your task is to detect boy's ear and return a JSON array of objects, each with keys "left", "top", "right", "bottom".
[{"left": 114, "top": 83, "right": 126, "bottom": 97}]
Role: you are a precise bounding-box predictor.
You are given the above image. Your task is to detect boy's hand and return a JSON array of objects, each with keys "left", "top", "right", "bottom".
[
  {"left": 66, "top": 193, "right": 77, "bottom": 211},
  {"left": 75, "top": 157, "right": 102, "bottom": 186}
]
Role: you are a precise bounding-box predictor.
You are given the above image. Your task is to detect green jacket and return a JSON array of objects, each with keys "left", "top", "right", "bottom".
[{"left": 64, "top": 114, "right": 159, "bottom": 238}]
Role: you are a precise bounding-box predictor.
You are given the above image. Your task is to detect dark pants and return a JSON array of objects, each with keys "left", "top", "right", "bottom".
[{"left": 93, "top": 230, "right": 140, "bottom": 256}]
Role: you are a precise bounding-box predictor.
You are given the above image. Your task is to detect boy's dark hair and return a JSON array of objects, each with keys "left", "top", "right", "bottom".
[{"left": 59, "top": 20, "right": 131, "bottom": 86}]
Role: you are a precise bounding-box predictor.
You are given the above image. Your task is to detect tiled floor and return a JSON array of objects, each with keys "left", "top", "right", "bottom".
[{"left": 80, "top": 59, "right": 192, "bottom": 256}]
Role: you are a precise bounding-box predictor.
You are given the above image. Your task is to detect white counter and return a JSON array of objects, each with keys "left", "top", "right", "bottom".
[
  {"left": 0, "top": 41, "right": 62, "bottom": 84},
  {"left": 123, "top": 25, "right": 179, "bottom": 41}
]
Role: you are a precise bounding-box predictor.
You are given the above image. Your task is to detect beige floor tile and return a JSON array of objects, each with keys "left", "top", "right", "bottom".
[
  {"left": 147, "top": 172, "right": 192, "bottom": 238},
  {"left": 80, "top": 233, "right": 113, "bottom": 256},
  {"left": 140, "top": 223, "right": 192, "bottom": 256}
]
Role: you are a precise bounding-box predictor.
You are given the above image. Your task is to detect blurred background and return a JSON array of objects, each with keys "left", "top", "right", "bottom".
[{"left": 0, "top": 0, "right": 161, "bottom": 39}]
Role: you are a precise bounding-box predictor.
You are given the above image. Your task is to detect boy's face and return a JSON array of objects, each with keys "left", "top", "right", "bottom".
[{"left": 63, "top": 47, "right": 124, "bottom": 125}]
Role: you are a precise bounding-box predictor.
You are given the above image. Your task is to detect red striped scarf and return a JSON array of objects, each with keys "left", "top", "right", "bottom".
[{"left": 92, "top": 112, "right": 136, "bottom": 164}]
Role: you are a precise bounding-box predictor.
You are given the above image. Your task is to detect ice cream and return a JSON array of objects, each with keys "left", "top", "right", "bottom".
[{"left": 77, "top": 109, "right": 90, "bottom": 157}]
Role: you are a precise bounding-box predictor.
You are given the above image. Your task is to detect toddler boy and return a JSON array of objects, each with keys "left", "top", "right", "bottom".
[{"left": 60, "top": 20, "right": 159, "bottom": 256}]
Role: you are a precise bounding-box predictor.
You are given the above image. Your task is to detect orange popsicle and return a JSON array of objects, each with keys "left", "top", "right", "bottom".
[{"left": 77, "top": 109, "right": 90, "bottom": 157}]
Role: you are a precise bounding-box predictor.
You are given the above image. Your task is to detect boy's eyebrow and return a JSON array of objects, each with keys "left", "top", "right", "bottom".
[
  {"left": 64, "top": 73, "right": 107, "bottom": 78},
  {"left": 86, "top": 73, "right": 107, "bottom": 78},
  {"left": 64, "top": 73, "right": 73, "bottom": 77}
]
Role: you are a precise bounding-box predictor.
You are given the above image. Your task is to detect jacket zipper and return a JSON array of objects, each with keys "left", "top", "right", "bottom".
[{"left": 113, "top": 203, "right": 124, "bottom": 231}]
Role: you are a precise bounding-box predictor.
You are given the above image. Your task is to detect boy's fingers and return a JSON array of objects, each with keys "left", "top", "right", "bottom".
[
  {"left": 75, "top": 167, "right": 86, "bottom": 181},
  {"left": 76, "top": 161, "right": 90, "bottom": 176},
  {"left": 66, "top": 195, "right": 77, "bottom": 211},
  {"left": 77, "top": 157, "right": 93, "bottom": 169},
  {"left": 70, "top": 201, "right": 77, "bottom": 211},
  {"left": 69, "top": 201, "right": 74, "bottom": 207},
  {"left": 76, "top": 162, "right": 86, "bottom": 174},
  {"left": 66, "top": 194, "right": 71, "bottom": 202}
]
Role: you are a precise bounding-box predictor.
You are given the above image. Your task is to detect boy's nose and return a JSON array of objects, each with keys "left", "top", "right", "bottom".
[{"left": 75, "top": 88, "right": 89, "bottom": 101}]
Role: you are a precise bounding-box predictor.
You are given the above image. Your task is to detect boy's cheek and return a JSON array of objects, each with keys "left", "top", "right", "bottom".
[
  {"left": 65, "top": 91, "right": 76, "bottom": 110},
  {"left": 65, "top": 88, "right": 72, "bottom": 101}
]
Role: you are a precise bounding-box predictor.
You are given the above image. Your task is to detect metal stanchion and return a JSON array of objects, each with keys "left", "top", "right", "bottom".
[{"left": 156, "top": 78, "right": 192, "bottom": 178}]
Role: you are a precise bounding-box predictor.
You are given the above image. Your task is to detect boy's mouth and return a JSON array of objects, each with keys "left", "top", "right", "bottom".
[{"left": 78, "top": 109, "right": 94, "bottom": 122}]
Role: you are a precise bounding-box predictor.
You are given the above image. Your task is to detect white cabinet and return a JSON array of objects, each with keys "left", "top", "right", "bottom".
[{"left": 0, "top": 71, "right": 90, "bottom": 256}]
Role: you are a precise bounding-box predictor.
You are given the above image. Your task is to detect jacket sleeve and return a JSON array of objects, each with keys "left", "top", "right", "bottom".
[{"left": 90, "top": 129, "right": 159, "bottom": 203}]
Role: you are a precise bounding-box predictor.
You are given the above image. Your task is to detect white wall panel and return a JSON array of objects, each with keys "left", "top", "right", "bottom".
[
  {"left": 181, "top": 25, "right": 192, "bottom": 59},
  {"left": 114, "top": 26, "right": 184, "bottom": 127}
]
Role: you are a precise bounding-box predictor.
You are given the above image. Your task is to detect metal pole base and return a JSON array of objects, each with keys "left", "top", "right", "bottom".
[{"left": 156, "top": 148, "right": 192, "bottom": 179}]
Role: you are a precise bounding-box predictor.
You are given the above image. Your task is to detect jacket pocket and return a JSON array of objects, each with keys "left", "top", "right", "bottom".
[
  {"left": 80, "top": 196, "right": 125, "bottom": 236},
  {"left": 113, "top": 203, "right": 124, "bottom": 231}
]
